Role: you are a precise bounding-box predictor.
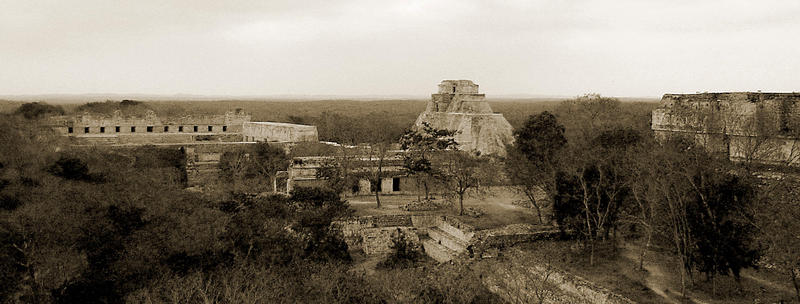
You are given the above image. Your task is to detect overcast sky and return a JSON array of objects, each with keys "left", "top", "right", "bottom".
[{"left": 1, "top": 0, "right": 799, "bottom": 97}]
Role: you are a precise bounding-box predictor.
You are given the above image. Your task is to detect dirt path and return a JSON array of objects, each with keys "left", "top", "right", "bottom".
[
  {"left": 620, "top": 246, "right": 710, "bottom": 304},
  {"left": 620, "top": 247, "right": 677, "bottom": 303},
  {"left": 741, "top": 272, "right": 795, "bottom": 294}
]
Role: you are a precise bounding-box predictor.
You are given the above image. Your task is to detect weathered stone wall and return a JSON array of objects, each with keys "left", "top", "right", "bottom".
[
  {"left": 242, "top": 122, "right": 318, "bottom": 143},
  {"left": 481, "top": 248, "right": 636, "bottom": 304},
  {"left": 52, "top": 110, "right": 250, "bottom": 135},
  {"left": 332, "top": 215, "right": 468, "bottom": 255},
  {"left": 652, "top": 92, "right": 800, "bottom": 165},
  {"left": 361, "top": 227, "right": 420, "bottom": 255},
  {"left": 471, "top": 224, "right": 560, "bottom": 254},
  {"left": 438, "top": 80, "right": 479, "bottom": 94},
  {"left": 438, "top": 217, "right": 475, "bottom": 243}
]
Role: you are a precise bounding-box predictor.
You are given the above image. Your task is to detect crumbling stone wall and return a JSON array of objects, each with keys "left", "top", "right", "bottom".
[
  {"left": 481, "top": 248, "right": 635, "bottom": 304},
  {"left": 652, "top": 92, "right": 800, "bottom": 165},
  {"left": 415, "top": 80, "right": 514, "bottom": 156},
  {"left": 242, "top": 122, "right": 318, "bottom": 143},
  {"left": 51, "top": 109, "right": 251, "bottom": 136},
  {"left": 361, "top": 227, "right": 420, "bottom": 255},
  {"left": 471, "top": 224, "right": 559, "bottom": 256}
]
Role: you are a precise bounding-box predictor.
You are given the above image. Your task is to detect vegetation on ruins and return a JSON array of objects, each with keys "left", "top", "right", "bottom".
[
  {"left": 502, "top": 94, "right": 776, "bottom": 300},
  {"left": 219, "top": 143, "right": 289, "bottom": 192},
  {"left": 0, "top": 112, "right": 500, "bottom": 302},
  {"left": 74, "top": 99, "right": 150, "bottom": 116},
  {"left": 3, "top": 96, "right": 800, "bottom": 302},
  {"left": 13, "top": 102, "right": 64, "bottom": 119},
  {"left": 377, "top": 229, "right": 423, "bottom": 269},
  {"left": 400, "top": 121, "right": 458, "bottom": 201},
  {"left": 316, "top": 154, "right": 361, "bottom": 195}
]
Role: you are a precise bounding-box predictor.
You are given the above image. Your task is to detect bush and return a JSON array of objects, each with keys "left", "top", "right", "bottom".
[
  {"left": 48, "top": 156, "right": 91, "bottom": 181},
  {"left": 14, "top": 102, "right": 64, "bottom": 119},
  {"left": 377, "top": 229, "right": 423, "bottom": 269}
]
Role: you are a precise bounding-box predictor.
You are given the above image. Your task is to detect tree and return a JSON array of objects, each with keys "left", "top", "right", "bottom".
[
  {"left": 358, "top": 118, "right": 399, "bottom": 208},
  {"left": 753, "top": 179, "right": 800, "bottom": 301},
  {"left": 641, "top": 138, "right": 761, "bottom": 297},
  {"left": 506, "top": 111, "right": 567, "bottom": 224},
  {"left": 250, "top": 143, "right": 289, "bottom": 193},
  {"left": 553, "top": 127, "right": 641, "bottom": 266},
  {"left": 218, "top": 144, "right": 289, "bottom": 192},
  {"left": 358, "top": 142, "right": 393, "bottom": 208},
  {"left": 48, "top": 156, "right": 91, "bottom": 181},
  {"left": 14, "top": 102, "right": 64, "bottom": 120},
  {"left": 438, "top": 151, "right": 489, "bottom": 216},
  {"left": 686, "top": 172, "right": 760, "bottom": 293},
  {"left": 315, "top": 154, "right": 359, "bottom": 196},
  {"left": 556, "top": 94, "right": 622, "bottom": 145},
  {"left": 400, "top": 122, "right": 458, "bottom": 201}
]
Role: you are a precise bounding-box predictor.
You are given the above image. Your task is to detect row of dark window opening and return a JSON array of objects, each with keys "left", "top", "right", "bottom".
[{"left": 68, "top": 125, "right": 228, "bottom": 134}]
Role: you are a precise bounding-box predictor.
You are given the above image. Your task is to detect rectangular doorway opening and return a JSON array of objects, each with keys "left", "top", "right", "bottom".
[{"left": 392, "top": 178, "right": 400, "bottom": 192}]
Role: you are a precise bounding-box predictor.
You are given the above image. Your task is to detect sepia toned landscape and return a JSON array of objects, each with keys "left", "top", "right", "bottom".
[
  {"left": 2, "top": 80, "right": 799, "bottom": 303},
  {"left": 3, "top": 1, "right": 800, "bottom": 303}
]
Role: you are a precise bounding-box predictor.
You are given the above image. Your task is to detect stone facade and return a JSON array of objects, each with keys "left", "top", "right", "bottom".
[
  {"left": 652, "top": 92, "right": 800, "bottom": 165},
  {"left": 286, "top": 154, "right": 416, "bottom": 194},
  {"left": 49, "top": 109, "right": 319, "bottom": 146},
  {"left": 50, "top": 109, "right": 250, "bottom": 137},
  {"left": 242, "top": 122, "right": 319, "bottom": 143},
  {"left": 415, "top": 80, "right": 514, "bottom": 156}
]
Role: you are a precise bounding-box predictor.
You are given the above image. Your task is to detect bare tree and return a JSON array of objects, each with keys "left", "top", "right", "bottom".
[
  {"left": 437, "top": 151, "right": 488, "bottom": 216},
  {"left": 358, "top": 142, "right": 392, "bottom": 208}
]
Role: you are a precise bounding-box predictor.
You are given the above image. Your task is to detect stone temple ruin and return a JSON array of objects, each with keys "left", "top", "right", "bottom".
[
  {"left": 50, "top": 109, "right": 318, "bottom": 145},
  {"left": 652, "top": 92, "right": 800, "bottom": 165},
  {"left": 48, "top": 110, "right": 319, "bottom": 186},
  {"left": 415, "top": 80, "right": 514, "bottom": 156}
]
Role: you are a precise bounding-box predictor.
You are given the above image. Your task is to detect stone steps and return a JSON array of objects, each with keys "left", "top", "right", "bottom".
[
  {"left": 80, "top": 136, "right": 118, "bottom": 145},
  {"left": 427, "top": 227, "right": 469, "bottom": 253},
  {"left": 422, "top": 238, "right": 458, "bottom": 263}
]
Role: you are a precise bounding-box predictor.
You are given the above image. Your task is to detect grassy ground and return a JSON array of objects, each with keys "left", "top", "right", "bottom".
[
  {"left": 517, "top": 240, "right": 798, "bottom": 304},
  {"left": 347, "top": 186, "right": 542, "bottom": 229},
  {"left": 515, "top": 241, "right": 668, "bottom": 303},
  {"left": 345, "top": 188, "right": 798, "bottom": 303},
  {"left": 638, "top": 245, "right": 798, "bottom": 303}
]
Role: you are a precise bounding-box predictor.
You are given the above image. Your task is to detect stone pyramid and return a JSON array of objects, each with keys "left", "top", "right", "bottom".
[{"left": 414, "top": 80, "right": 514, "bottom": 156}]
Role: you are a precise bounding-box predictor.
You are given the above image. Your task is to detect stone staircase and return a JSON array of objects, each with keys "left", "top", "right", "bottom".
[
  {"left": 186, "top": 161, "right": 220, "bottom": 186},
  {"left": 78, "top": 136, "right": 118, "bottom": 145},
  {"left": 421, "top": 219, "right": 474, "bottom": 263}
]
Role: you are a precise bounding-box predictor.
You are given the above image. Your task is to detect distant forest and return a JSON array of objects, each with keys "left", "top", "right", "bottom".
[{"left": 0, "top": 97, "right": 661, "bottom": 145}]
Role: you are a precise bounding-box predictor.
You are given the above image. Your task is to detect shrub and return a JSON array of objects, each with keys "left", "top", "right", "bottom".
[
  {"left": 377, "top": 229, "right": 423, "bottom": 269},
  {"left": 48, "top": 156, "right": 91, "bottom": 181},
  {"left": 14, "top": 102, "right": 64, "bottom": 119}
]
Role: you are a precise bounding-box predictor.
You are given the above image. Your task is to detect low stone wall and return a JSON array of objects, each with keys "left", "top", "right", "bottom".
[
  {"left": 438, "top": 216, "right": 475, "bottom": 242},
  {"left": 410, "top": 214, "right": 442, "bottom": 228},
  {"left": 471, "top": 224, "right": 560, "bottom": 254},
  {"left": 481, "top": 249, "right": 635, "bottom": 304},
  {"left": 361, "top": 227, "right": 420, "bottom": 255},
  {"left": 332, "top": 215, "right": 414, "bottom": 252},
  {"left": 242, "top": 122, "right": 318, "bottom": 142},
  {"left": 332, "top": 215, "right": 477, "bottom": 256}
]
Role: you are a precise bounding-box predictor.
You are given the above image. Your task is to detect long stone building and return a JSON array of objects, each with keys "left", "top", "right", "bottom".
[
  {"left": 47, "top": 109, "right": 320, "bottom": 186},
  {"left": 48, "top": 109, "right": 318, "bottom": 145},
  {"left": 415, "top": 80, "right": 514, "bottom": 156},
  {"left": 652, "top": 92, "right": 800, "bottom": 165}
]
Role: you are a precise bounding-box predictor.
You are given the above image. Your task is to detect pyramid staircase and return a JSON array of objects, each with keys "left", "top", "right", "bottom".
[{"left": 421, "top": 219, "right": 474, "bottom": 263}]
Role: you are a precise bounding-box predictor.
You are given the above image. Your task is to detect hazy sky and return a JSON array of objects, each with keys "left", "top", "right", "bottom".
[{"left": 2, "top": 0, "right": 799, "bottom": 97}]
